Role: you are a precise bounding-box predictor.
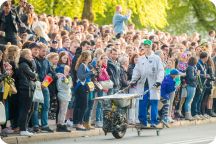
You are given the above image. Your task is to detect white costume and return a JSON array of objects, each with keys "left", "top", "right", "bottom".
[{"left": 131, "top": 51, "right": 164, "bottom": 100}]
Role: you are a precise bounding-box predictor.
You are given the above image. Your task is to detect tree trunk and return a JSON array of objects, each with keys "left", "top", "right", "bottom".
[{"left": 82, "top": 0, "right": 94, "bottom": 22}]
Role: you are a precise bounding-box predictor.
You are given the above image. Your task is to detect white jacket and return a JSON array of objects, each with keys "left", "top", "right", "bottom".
[{"left": 131, "top": 52, "right": 164, "bottom": 100}]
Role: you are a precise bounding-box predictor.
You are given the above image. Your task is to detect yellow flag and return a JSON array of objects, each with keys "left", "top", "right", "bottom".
[{"left": 3, "top": 81, "right": 10, "bottom": 100}]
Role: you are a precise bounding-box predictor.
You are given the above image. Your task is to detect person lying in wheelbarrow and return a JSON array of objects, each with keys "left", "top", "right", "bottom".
[
  {"left": 131, "top": 39, "right": 164, "bottom": 128},
  {"left": 160, "top": 69, "right": 182, "bottom": 127}
]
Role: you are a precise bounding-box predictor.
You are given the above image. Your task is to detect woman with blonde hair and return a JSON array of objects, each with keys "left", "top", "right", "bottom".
[
  {"left": 46, "top": 52, "right": 59, "bottom": 124},
  {"left": 73, "top": 50, "right": 96, "bottom": 130},
  {"left": 5, "top": 45, "right": 20, "bottom": 131},
  {"left": 92, "top": 48, "right": 104, "bottom": 67},
  {"left": 18, "top": 49, "right": 37, "bottom": 136},
  {"left": 95, "top": 53, "right": 111, "bottom": 127},
  {"left": 82, "top": 49, "right": 104, "bottom": 130}
]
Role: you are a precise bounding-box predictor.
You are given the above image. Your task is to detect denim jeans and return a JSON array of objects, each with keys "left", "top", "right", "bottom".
[
  {"left": 185, "top": 85, "right": 196, "bottom": 113},
  {"left": 96, "top": 91, "right": 107, "bottom": 122},
  {"left": 191, "top": 87, "right": 203, "bottom": 116},
  {"left": 83, "top": 91, "right": 95, "bottom": 123},
  {"left": 32, "top": 87, "right": 50, "bottom": 128}
]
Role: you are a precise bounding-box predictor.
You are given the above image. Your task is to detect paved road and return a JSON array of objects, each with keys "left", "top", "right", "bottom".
[{"left": 34, "top": 123, "right": 216, "bottom": 144}]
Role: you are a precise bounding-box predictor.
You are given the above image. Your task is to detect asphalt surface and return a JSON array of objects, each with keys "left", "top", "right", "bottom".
[{"left": 33, "top": 123, "right": 216, "bottom": 144}]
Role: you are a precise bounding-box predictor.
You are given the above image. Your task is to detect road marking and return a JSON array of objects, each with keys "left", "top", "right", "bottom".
[{"left": 164, "top": 137, "right": 214, "bottom": 144}]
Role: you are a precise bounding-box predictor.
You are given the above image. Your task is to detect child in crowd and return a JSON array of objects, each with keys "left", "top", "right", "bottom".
[
  {"left": 47, "top": 53, "right": 59, "bottom": 123},
  {"left": 56, "top": 65, "right": 73, "bottom": 132},
  {"left": 161, "top": 69, "right": 181, "bottom": 126},
  {"left": 176, "top": 53, "right": 188, "bottom": 118}
]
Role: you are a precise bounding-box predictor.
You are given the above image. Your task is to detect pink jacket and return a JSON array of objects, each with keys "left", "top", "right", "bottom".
[{"left": 97, "top": 64, "right": 110, "bottom": 81}]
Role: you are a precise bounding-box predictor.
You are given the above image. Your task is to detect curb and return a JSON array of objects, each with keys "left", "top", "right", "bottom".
[
  {"left": 2, "top": 128, "right": 104, "bottom": 144},
  {"left": 2, "top": 118, "right": 216, "bottom": 144},
  {"left": 171, "top": 117, "right": 216, "bottom": 127}
]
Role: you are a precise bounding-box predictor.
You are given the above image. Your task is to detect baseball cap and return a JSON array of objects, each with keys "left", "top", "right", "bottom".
[
  {"left": 142, "top": 39, "right": 152, "bottom": 46},
  {"left": 170, "top": 69, "right": 181, "bottom": 75}
]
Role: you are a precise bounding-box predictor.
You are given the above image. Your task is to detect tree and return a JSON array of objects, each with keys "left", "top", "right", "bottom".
[
  {"left": 165, "top": 0, "right": 216, "bottom": 35},
  {"left": 15, "top": 0, "right": 216, "bottom": 34},
  {"left": 82, "top": 0, "right": 94, "bottom": 22},
  {"left": 92, "top": 0, "right": 169, "bottom": 29}
]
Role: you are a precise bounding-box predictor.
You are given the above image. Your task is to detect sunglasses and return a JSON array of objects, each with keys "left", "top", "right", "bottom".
[
  {"left": 52, "top": 40, "right": 58, "bottom": 44},
  {"left": 139, "top": 48, "right": 145, "bottom": 51}
]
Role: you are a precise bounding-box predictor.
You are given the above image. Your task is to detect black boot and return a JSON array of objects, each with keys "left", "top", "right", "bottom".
[
  {"left": 207, "top": 109, "right": 216, "bottom": 117},
  {"left": 57, "top": 124, "right": 71, "bottom": 132},
  {"left": 56, "top": 124, "right": 63, "bottom": 132},
  {"left": 62, "top": 125, "right": 71, "bottom": 132}
]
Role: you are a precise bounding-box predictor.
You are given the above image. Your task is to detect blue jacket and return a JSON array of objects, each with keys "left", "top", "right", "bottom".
[
  {"left": 161, "top": 75, "right": 176, "bottom": 100},
  {"left": 112, "top": 12, "right": 130, "bottom": 34},
  {"left": 35, "top": 57, "right": 56, "bottom": 82},
  {"left": 197, "top": 59, "right": 207, "bottom": 83}
]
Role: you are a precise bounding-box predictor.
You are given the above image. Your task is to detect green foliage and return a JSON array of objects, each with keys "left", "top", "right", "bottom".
[
  {"left": 165, "top": 0, "right": 216, "bottom": 35},
  {"left": 92, "top": 0, "right": 169, "bottom": 29},
  {"left": 13, "top": 0, "right": 216, "bottom": 34},
  {"left": 15, "top": 0, "right": 84, "bottom": 18}
]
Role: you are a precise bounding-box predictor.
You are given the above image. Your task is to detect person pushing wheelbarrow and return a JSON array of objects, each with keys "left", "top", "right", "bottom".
[{"left": 131, "top": 39, "right": 164, "bottom": 128}]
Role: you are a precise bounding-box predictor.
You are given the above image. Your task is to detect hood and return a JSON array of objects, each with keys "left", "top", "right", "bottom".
[{"left": 19, "top": 57, "right": 33, "bottom": 67}]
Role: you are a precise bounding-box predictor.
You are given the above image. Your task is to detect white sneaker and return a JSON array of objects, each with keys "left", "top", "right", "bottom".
[
  {"left": 95, "top": 121, "right": 103, "bottom": 128},
  {"left": 66, "top": 120, "right": 73, "bottom": 127},
  {"left": 204, "top": 114, "right": 211, "bottom": 119},
  {"left": 168, "top": 117, "right": 175, "bottom": 123},
  {"left": 20, "top": 131, "right": 33, "bottom": 137}
]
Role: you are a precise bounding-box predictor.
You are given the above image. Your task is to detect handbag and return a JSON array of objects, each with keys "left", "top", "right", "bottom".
[
  {"left": 0, "top": 102, "right": 6, "bottom": 124},
  {"left": 33, "top": 81, "right": 44, "bottom": 103},
  {"left": 93, "top": 80, "right": 103, "bottom": 91},
  {"left": 212, "top": 84, "right": 216, "bottom": 98},
  {"left": 87, "top": 82, "right": 95, "bottom": 92},
  {"left": 99, "top": 80, "right": 114, "bottom": 90}
]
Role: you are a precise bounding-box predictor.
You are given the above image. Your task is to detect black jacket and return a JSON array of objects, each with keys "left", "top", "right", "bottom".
[
  {"left": 120, "top": 66, "right": 129, "bottom": 90},
  {"left": 186, "top": 65, "right": 197, "bottom": 87},
  {"left": 127, "top": 64, "right": 135, "bottom": 81},
  {"left": 107, "top": 59, "right": 120, "bottom": 89},
  {"left": 0, "top": 9, "right": 22, "bottom": 33},
  {"left": 18, "top": 57, "right": 37, "bottom": 91},
  {"left": 205, "top": 64, "right": 214, "bottom": 89}
]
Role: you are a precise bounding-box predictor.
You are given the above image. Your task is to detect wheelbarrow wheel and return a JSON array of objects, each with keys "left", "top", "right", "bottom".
[{"left": 112, "top": 127, "right": 127, "bottom": 139}]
